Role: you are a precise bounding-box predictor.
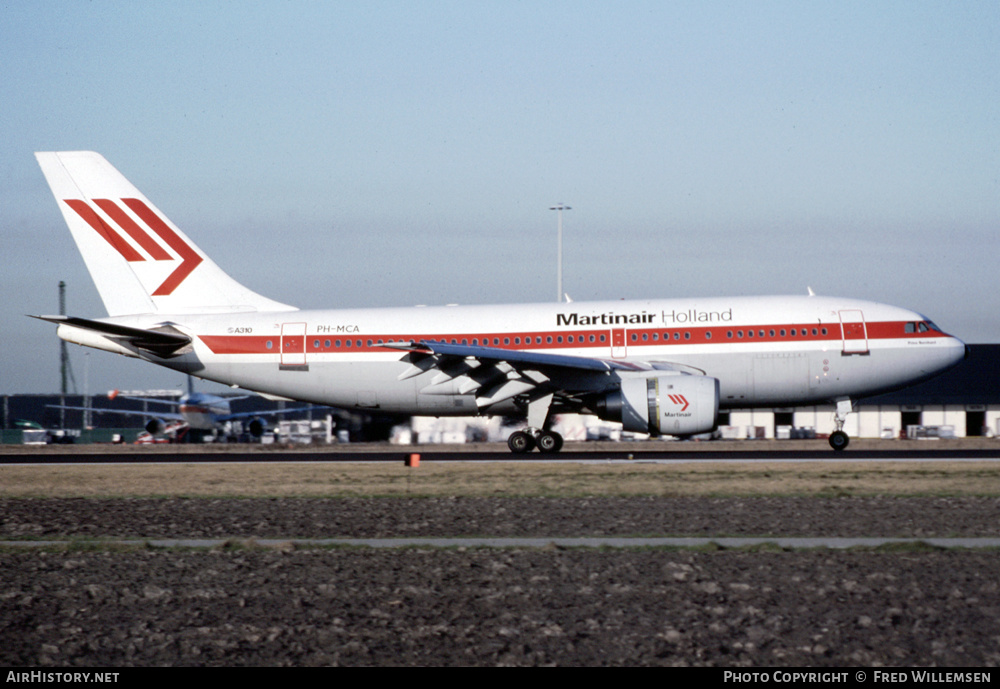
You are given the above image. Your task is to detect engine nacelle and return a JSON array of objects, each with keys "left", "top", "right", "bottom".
[
  {"left": 145, "top": 419, "right": 166, "bottom": 435},
  {"left": 247, "top": 418, "right": 268, "bottom": 437},
  {"left": 597, "top": 374, "right": 719, "bottom": 436}
]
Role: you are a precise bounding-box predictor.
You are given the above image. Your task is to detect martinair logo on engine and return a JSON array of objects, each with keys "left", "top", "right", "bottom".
[{"left": 667, "top": 394, "right": 690, "bottom": 412}]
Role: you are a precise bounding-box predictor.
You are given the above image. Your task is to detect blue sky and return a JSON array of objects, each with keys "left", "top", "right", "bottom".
[{"left": 2, "top": 1, "right": 998, "bottom": 395}]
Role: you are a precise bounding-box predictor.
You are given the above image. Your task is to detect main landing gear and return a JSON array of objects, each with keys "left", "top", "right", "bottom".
[
  {"left": 829, "top": 398, "right": 853, "bottom": 451},
  {"left": 507, "top": 429, "right": 564, "bottom": 454},
  {"left": 507, "top": 392, "right": 564, "bottom": 453}
]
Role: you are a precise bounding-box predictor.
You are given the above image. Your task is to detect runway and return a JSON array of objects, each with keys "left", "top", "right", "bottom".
[{"left": 4, "top": 444, "right": 1000, "bottom": 463}]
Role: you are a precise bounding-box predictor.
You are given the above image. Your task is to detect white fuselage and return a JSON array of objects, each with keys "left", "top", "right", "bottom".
[{"left": 96, "top": 294, "right": 967, "bottom": 416}]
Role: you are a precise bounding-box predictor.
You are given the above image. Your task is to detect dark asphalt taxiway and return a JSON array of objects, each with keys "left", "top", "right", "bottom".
[{"left": 4, "top": 444, "right": 1000, "bottom": 463}]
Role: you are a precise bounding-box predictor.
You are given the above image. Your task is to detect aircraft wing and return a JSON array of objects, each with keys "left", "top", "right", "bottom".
[
  {"left": 382, "top": 339, "right": 678, "bottom": 409},
  {"left": 46, "top": 404, "right": 185, "bottom": 422}
]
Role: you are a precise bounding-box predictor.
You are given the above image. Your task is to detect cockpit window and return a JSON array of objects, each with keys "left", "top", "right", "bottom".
[{"left": 907, "top": 320, "right": 941, "bottom": 333}]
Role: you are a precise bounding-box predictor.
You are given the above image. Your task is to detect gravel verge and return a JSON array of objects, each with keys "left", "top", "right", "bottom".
[
  {"left": 2, "top": 496, "right": 999, "bottom": 666},
  {"left": 1, "top": 496, "right": 998, "bottom": 539}
]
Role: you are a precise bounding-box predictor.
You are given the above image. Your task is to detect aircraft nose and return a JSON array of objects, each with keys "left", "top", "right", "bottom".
[{"left": 945, "top": 335, "right": 969, "bottom": 368}]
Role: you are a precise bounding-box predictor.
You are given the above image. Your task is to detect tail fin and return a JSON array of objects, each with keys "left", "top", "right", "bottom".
[{"left": 35, "top": 151, "right": 296, "bottom": 316}]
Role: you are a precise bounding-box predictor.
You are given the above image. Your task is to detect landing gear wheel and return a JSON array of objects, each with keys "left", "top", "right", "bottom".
[
  {"left": 507, "top": 430, "right": 535, "bottom": 454},
  {"left": 536, "top": 431, "right": 564, "bottom": 454},
  {"left": 829, "top": 430, "right": 850, "bottom": 451}
]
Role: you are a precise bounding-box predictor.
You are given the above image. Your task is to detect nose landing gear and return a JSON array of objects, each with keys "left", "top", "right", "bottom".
[{"left": 829, "top": 398, "right": 853, "bottom": 451}]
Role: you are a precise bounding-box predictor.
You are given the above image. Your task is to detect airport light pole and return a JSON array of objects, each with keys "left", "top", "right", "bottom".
[{"left": 550, "top": 203, "right": 571, "bottom": 302}]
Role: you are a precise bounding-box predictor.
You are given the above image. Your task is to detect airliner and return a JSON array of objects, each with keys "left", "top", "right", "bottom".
[{"left": 32, "top": 151, "right": 968, "bottom": 452}]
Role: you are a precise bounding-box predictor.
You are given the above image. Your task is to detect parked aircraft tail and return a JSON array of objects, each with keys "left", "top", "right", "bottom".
[{"left": 35, "top": 151, "right": 296, "bottom": 317}]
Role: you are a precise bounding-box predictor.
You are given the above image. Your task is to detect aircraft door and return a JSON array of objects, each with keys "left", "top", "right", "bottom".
[
  {"left": 839, "top": 310, "right": 869, "bottom": 355},
  {"left": 280, "top": 322, "right": 308, "bottom": 368},
  {"left": 611, "top": 328, "right": 627, "bottom": 358}
]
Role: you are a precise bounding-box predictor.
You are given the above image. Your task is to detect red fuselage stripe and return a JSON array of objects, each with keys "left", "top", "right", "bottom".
[{"left": 198, "top": 321, "right": 948, "bottom": 355}]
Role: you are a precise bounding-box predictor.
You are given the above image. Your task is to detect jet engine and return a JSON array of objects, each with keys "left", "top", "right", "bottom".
[
  {"left": 145, "top": 419, "right": 166, "bottom": 435},
  {"left": 596, "top": 374, "right": 719, "bottom": 436},
  {"left": 247, "top": 418, "right": 268, "bottom": 438}
]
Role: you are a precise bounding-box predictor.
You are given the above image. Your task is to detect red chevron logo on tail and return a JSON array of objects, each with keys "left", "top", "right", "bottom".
[{"left": 63, "top": 198, "right": 202, "bottom": 296}]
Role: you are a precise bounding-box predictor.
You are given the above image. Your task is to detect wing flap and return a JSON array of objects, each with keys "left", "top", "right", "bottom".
[{"left": 382, "top": 339, "right": 635, "bottom": 410}]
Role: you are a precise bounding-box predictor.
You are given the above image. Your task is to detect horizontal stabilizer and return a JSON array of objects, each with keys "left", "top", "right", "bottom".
[{"left": 31, "top": 315, "right": 192, "bottom": 358}]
